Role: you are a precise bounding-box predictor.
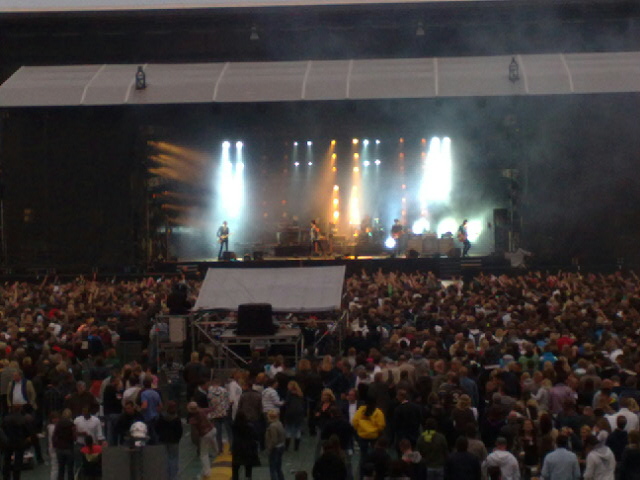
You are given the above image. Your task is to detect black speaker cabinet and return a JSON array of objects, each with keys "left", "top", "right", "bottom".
[
  {"left": 493, "top": 208, "right": 510, "bottom": 253},
  {"left": 237, "top": 303, "right": 276, "bottom": 336},
  {"left": 222, "top": 251, "right": 236, "bottom": 261},
  {"left": 406, "top": 249, "right": 420, "bottom": 259}
]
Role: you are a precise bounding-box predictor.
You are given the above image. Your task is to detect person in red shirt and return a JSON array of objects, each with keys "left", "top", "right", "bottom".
[{"left": 80, "top": 436, "right": 102, "bottom": 480}]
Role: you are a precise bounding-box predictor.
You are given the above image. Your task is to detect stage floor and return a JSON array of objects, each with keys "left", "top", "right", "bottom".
[{"left": 156, "top": 253, "right": 511, "bottom": 279}]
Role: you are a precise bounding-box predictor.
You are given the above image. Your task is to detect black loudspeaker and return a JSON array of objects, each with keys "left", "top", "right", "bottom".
[
  {"left": 253, "top": 251, "right": 264, "bottom": 261},
  {"left": 448, "top": 247, "right": 461, "bottom": 258},
  {"left": 222, "top": 251, "right": 236, "bottom": 261},
  {"left": 237, "top": 303, "right": 276, "bottom": 336},
  {"left": 243, "top": 254, "right": 252, "bottom": 262},
  {"left": 406, "top": 249, "right": 420, "bottom": 259},
  {"left": 493, "top": 208, "right": 510, "bottom": 253}
]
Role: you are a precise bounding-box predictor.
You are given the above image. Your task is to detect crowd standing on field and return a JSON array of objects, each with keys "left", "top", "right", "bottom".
[{"left": 2, "top": 269, "right": 640, "bottom": 480}]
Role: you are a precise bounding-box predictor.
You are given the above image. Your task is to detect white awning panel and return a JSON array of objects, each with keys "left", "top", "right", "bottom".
[
  {"left": 194, "top": 266, "right": 346, "bottom": 312},
  {"left": 1, "top": 51, "right": 640, "bottom": 107}
]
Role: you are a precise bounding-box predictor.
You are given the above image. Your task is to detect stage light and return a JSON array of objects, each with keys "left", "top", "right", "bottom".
[
  {"left": 332, "top": 166, "right": 337, "bottom": 172},
  {"left": 294, "top": 162, "right": 300, "bottom": 166},
  {"left": 333, "top": 211, "right": 340, "bottom": 219},
  {"left": 353, "top": 153, "right": 360, "bottom": 159},
  {"left": 363, "top": 139, "right": 369, "bottom": 146},
  {"left": 331, "top": 140, "right": 336, "bottom": 146},
  {"left": 293, "top": 142, "right": 299, "bottom": 146},
  {"left": 331, "top": 153, "right": 337, "bottom": 160},
  {"left": 135, "top": 66, "right": 146, "bottom": 90},
  {"left": 374, "top": 160, "right": 381, "bottom": 165},
  {"left": 363, "top": 160, "right": 371, "bottom": 167},
  {"left": 353, "top": 167, "right": 359, "bottom": 172},
  {"left": 216, "top": 138, "right": 245, "bottom": 227},
  {"left": 399, "top": 138, "right": 404, "bottom": 143},
  {"left": 420, "top": 136, "right": 452, "bottom": 208},
  {"left": 349, "top": 185, "right": 361, "bottom": 225},
  {"left": 308, "top": 162, "right": 313, "bottom": 166},
  {"left": 412, "top": 217, "right": 430, "bottom": 234},
  {"left": 437, "top": 217, "right": 458, "bottom": 237},
  {"left": 307, "top": 141, "right": 313, "bottom": 146},
  {"left": 352, "top": 139, "right": 359, "bottom": 145},
  {"left": 333, "top": 185, "right": 339, "bottom": 191},
  {"left": 375, "top": 140, "right": 381, "bottom": 145},
  {"left": 467, "top": 219, "right": 483, "bottom": 243},
  {"left": 250, "top": 24, "right": 259, "bottom": 41},
  {"left": 236, "top": 141, "right": 243, "bottom": 149},
  {"left": 385, "top": 237, "right": 396, "bottom": 249},
  {"left": 509, "top": 57, "right": 520, "bottom": 83}
]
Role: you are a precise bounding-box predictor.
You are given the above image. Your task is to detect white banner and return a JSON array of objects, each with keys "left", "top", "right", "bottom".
[{"left": 194, "top": 266, "right": 346, "bottom": 312}]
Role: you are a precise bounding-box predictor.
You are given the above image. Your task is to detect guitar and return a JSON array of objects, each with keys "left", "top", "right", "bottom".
[
  {"left": 218, "top": 233, "right": 229, "bottom": 244},
  {"left": 457, "top": 231, "right": 467, "bottom": 243}
]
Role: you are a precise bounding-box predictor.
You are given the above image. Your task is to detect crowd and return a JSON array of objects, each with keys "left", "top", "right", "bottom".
[{"left": 0, "top": 268, "right": 640, "bottom": 480}]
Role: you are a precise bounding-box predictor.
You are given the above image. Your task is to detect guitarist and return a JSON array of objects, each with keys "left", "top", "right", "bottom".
[
  {"left": 217, "top": 221, "right": 230, "bottom": 260},
  {"left": 458, "top": 219, "right": 471, "bottom": 257},
  {"left": 391, "top": 219, "right": 404, "bottom": 255},
  {"left": 310, "top": 220, "right": 324, "bottom": 256}
]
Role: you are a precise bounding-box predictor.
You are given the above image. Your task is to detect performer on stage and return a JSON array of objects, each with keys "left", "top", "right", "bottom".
[
  {"left": 390, "top": 218, "right": 404, "bottom": 254},
  {"left": 217, "top": 221, "right": 230, "bottom": 260},
  {"left": 391, "top": 219, "right": 404, "bottom": 239},
  {"left": 458, "top": 219, "right": 471, "bottom": 257},
  {"left": 310, "top": 220, "right": 324, "bottom": 256}
]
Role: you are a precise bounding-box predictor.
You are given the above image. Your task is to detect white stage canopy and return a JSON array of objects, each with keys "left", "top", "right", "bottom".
[
  {"left": 194, "top": 266, "right": 346, "bottom": 312},
  {"left": 2, "top": 52, "right": 640, "bottom": 107},
  {"left": 0, "top": 0, "right": 511, "bottom": 13}
]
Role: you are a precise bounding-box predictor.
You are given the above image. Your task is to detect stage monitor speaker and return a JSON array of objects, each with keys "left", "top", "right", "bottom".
[
  {"left": 243, "top": 254, "right": 252, "bottom": 262},
  {"left": 222, "top": 251, "right": 236, "bottom": 261},
  {"left": 253, "top": 251, "right": 265, "bottom": 261},
  {"left": 406, "top": 249, "right": 420, "bottom": 259},
  {"left": 237, "top": 303, "right": 276, "bottom": 336},
  {"left": 448, "top": 247, "right": 461, "bottom": 258}
]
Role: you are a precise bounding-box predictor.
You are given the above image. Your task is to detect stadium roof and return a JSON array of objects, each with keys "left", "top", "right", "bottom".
[{"left": 1, "top": 51, "right": 639, "bottom": 107}]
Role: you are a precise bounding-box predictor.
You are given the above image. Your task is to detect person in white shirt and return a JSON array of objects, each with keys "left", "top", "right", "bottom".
[
  {"left": 74, "top": 406, "right": 105, "bottom": 447},
  {"left": 227, "top": 373, "right": 243, "bottom": 420},
  {"left": 262, "top": 378, "right": 284, "bottom": 414},
  {"left": 484, "top": 437, "right": 520, "bottom": 480},
  {"left": 583, "top": 434, "right": 615, "bottom": 480},
  {"left": 606, "top": 398, "right": 639, "bottom": 432},
  {"left": 8, "top": 371, "right": 37, "bottom": 410},
  {"left": 122, "top": 379, "right": 142, "bottom": 407},
  {"left": 47, "top": 412, "right": 60, "bottom": 480}
]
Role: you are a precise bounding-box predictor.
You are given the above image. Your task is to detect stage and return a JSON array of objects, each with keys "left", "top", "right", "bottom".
[{"left": 155, "top": 253, "right": 512, "bottom": 279}]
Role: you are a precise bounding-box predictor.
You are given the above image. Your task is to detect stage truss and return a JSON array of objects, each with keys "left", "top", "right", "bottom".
[{"left": 191, "top": 310, "right": 347, "bottom": 370}]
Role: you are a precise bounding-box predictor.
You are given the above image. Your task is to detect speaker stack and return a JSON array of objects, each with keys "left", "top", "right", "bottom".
[{"left": 236, "top": 303, "right": 276, "bottom": 336}]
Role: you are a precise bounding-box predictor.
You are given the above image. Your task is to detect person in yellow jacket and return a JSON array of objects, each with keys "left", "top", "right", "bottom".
[{"left": 352, "top": 397, "right": 385, "bottom": 475}]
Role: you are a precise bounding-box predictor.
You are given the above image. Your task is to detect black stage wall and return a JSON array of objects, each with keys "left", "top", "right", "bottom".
[{"left": 0, "top": 108, "right": 141, "bottom": 268}]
